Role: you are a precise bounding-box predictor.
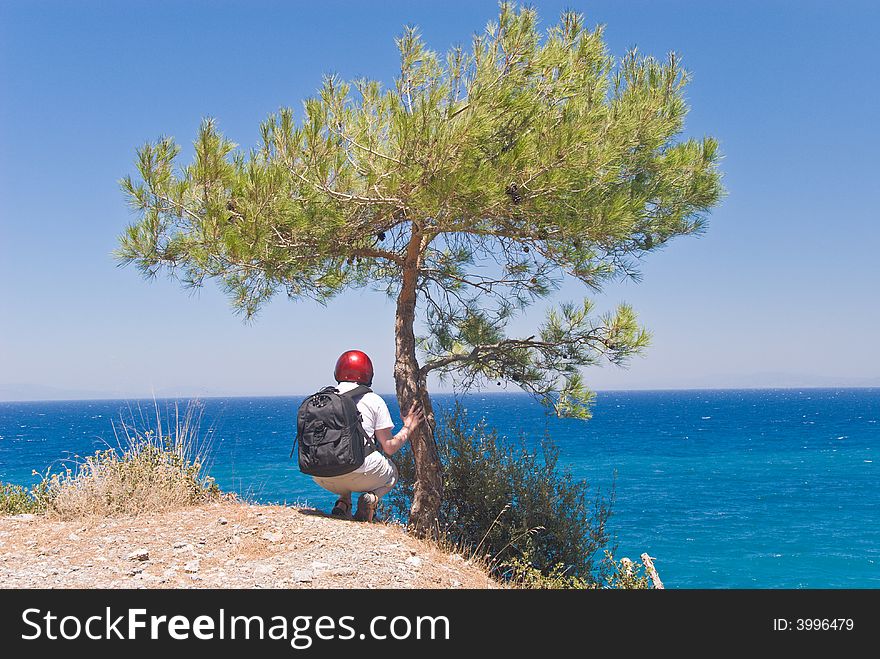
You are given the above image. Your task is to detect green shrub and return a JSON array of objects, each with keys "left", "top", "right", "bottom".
[
  {"left": 603, "top": 553, "right": 653, "bottom": 589},
  {"left": 0, "top": 482, "right": 41, "bottom": 515},
  {"left": 504, "top": 551, "right": 653, "bottom": 589},
  {"left": 386, "top": 403, "right": 615, "bottom": 585}
]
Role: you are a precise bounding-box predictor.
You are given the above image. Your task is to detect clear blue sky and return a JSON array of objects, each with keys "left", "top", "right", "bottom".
[{"left": 1, "top": 0, "right": 878, "bottom": 400}]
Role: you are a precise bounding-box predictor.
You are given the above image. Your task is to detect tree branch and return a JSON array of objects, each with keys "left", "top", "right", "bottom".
[
  {"left": 420, "top": 332, "right": 614, "bottom": 376},
  {"left": 349, "top": 246, "right": 405, "bottom": 265},
  {"left": 290, "top": 168, "right": 403, "bottom": 206}
]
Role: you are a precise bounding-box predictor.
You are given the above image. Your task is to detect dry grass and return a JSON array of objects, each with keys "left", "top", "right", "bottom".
[{"left": 31, "top": 402, "right": 220, "bottom": 520}]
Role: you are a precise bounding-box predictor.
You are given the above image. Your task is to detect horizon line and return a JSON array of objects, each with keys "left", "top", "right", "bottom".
[{"left": 2, "top": 384, "right": 879, "bottom": 404}]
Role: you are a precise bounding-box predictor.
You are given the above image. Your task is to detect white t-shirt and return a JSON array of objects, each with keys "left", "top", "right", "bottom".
[{"left": 335, "top": 381, "right": 394, "bottom": 442}]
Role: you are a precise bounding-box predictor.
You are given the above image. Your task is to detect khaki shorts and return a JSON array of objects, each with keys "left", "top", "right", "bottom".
[{"left": 312, "top": 451, "right": 399, "bottom": 499}]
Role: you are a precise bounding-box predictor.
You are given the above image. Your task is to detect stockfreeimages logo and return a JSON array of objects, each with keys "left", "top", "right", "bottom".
[{"left": 21, "top": 608, "right": 450, "bottom": 649}]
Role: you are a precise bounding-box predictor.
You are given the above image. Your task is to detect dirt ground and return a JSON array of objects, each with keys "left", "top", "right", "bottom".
[{"left": 0, "top": 501, "right": 496, "bottom": 589}]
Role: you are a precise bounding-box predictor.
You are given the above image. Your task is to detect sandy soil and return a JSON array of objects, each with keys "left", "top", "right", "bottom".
[{"left": 0, "top": 501, "right": 496, "bottom": 589}]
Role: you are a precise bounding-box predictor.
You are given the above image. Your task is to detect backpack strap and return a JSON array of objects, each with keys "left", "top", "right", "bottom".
[{"left": 339, "top": 385, "right": 383, "bottom": 455}]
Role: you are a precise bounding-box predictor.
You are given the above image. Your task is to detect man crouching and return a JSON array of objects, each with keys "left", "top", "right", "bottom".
[{"left": 299, "top": 349, "right": 423, "bottom": 522}]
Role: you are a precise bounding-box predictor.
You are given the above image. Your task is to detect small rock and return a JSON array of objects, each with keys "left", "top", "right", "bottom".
[
  {"left": 12, "top": 514, "right": 35, "bottom": 521},
  {"left": 310, "top": 561, "right": 330, "bottom": 570},
  {"left": 162, "top": 568, "right": 177, "bottom": 579},
  {"left": 330, "top": 567, "right": 357, "bottom": 577},
  {"left": 173, "top": 541, "right": 190, "bottom": 549},
  {"left": 450, "top": 579, "right": 461, "bottom": 588},
  {"left": 292, "top": 570, "right": 313, "bottom": 583},
  {"left": 260, "top": 531, "right": 283, "bottom": 543},
  {"left": 184, "top": 560, "right": 200, "bottom": 573},
  {"left": 67, "top": 533, "right": 80, "bottom": 541},
  {"left": 135, "top": 572, "right": 161, "bottom": 583},
  {"left": 254, "top": 565, "right": 275, "bottom": 576},
  {"left": 127, "top": 549, "right": 149, "bottom": 562},
  {"left": 230, "top": 536, "right": 242, "bottom": 545},
  {"left": 218, "top": 517, "right": 228, "bottom": 525},
  {"left": 405, "top": 556, "right": 422, "bottom": 568}
]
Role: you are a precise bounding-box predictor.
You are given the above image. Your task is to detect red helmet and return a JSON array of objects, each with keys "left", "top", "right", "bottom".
[{"left": 334, "top": 350, "right": 374, "bottom": 386}]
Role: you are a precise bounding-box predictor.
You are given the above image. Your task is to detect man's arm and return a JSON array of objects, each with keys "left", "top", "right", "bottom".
[{"left": 374, "top": 404, "right": 424, "bottom": 456}]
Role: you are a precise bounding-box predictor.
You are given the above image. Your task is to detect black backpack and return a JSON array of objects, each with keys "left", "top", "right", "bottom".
[{"left": 293, "top": 385, "right": 380, "bottom": 477}]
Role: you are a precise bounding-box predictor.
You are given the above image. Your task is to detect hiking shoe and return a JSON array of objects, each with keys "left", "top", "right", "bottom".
[
  {"left": 331, "top": 499, "right": 352, "bottom": 519},
  {"left": 354, "top": 492, "right": 378, "bottom": 522}
]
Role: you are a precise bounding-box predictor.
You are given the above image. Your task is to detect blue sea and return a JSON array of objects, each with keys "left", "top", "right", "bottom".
[{"left": 1, "top": 389, "right": 877, "bottom": 588}]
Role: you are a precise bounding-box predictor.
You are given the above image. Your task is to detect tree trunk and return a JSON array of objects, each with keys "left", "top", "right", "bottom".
[{"left": 394, "top": 227, "right": 443, "bottom": 537}]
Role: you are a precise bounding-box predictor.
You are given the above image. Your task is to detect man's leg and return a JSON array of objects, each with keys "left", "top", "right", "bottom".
[
  {"left": 311, "top": 477, "right": 353, "bottom": 518},
  {"left": 331, "top": 497, "right": 352, "bottom": 517},
  {"left": 313, "top": 454, "right": 398, "bottom": 521},
  {"left": 363, "top": 453, "right": 399, "bottom": 498},
  {"left": 354, "top": 454, "right": 398, "bottom": 522}
]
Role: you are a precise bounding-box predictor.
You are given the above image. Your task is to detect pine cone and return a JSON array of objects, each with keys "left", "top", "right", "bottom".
[{"left": 505, "top": 183, "right": 522, "bottom": 205}]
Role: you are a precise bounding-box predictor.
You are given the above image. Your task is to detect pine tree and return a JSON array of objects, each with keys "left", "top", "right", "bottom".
[{"left": 117, "top": 4, "right": 723, "bottom": 535}]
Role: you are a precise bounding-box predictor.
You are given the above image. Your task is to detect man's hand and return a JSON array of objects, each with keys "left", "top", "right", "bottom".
[
  {"left": 403, "top": 403, "right": 425, "bottom": 432},
  {"left": 375, "top": 403, "right": 426, "bottom": 456}
]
